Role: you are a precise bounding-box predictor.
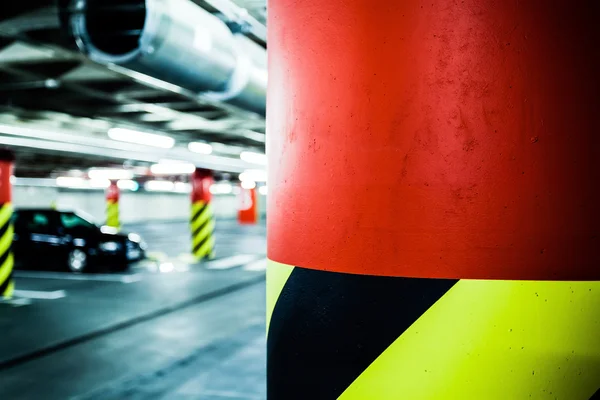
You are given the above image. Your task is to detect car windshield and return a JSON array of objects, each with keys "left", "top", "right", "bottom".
[{"left": 60, "top": 212, "right": 97, "bottom": 230}]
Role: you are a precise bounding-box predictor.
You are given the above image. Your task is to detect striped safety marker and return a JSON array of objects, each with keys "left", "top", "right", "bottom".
[
  {"left": 191, "top": 200, "right": 215, "bottom": 260},
  {"left": 105, "top": 181, "right": 120, "bottom": 229},
  {"left": 0, "top": 149, "right": 14, "bottom": 299},
  {"left": 191, "top": 168, "right": 215, "bottom": 260},
  {"left": 267, "top": 1, "right": 599, "bottom": 398},
  {"left": 0, "top": 203, "right": 14, "bottom": 299}
]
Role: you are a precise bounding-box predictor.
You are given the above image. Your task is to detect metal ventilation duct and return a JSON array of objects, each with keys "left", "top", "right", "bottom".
[{"left": 63, "top": 0, "right": 267, "bottom": 115}]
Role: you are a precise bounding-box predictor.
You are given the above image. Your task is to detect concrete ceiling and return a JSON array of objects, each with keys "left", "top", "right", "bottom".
[{"left": 0, "top": 0, "right": 267, "bottom": 178}]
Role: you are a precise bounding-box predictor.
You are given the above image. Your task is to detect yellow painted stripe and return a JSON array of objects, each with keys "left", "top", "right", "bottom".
[
  {"left": 0, "top": 224, "right": 13, "bottom": 256},
  {"left": 195, "top": 235, "right": 215, "bottom": 258},
  {"left": 0, "top": 253, "right": 13, "bottom": 286},
  {"left": 0, "top": 203, "right": 12, "bottom": 227},
  {"left": 191, "top": 201, "right": 207, "bottom": 220},
  {"left": 340, "top": 280, "right": 600, "bottom": 400},
  {"left": 2, "top": 280, "right": 14, "bottom": 299},
  {"left": 266, "top": 259, "right": 295, "bottom": 333},
  {"left": 192, "top": 220, "right": 215, "bottom": 248},
  {"left": 191, "top": 208, "right": 212, "bottom": 232}
]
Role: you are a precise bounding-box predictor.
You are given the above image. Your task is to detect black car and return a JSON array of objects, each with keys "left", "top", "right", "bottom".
[{"left": 12, "top": 209, "right": 146, "bottom": 273}]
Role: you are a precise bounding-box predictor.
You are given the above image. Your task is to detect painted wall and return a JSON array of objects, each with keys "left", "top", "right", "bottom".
[{"left": 12, "top": 186, "right": 267, "bottom": 224}]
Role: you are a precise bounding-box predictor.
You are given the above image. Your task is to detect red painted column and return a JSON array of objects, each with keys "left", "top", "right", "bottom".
[
  {"left": 266, "top": 1, "right": 599, "bottom": 398},
  {"left": 0, "top": 148, "right": 14, "bottom": 298},
  {"left": 105, "top": 181, "right": 120, "bottom": 229},
  {"left": 191, "top": 169, "right": 215, "bottom": 259},
  {"left": 268, "top": 0, "right": 598, "bottom": 280},
  {"left": 238, "top": 186, "right": 258, "bottom": 225}
]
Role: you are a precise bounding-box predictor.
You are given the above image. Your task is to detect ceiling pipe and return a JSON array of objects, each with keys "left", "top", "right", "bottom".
[{"left": 61, "top": 0, "right": 267, "bottom": 115}]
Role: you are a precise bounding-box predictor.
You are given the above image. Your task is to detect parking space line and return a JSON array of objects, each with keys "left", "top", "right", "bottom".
[
  {"left": 243, "top": 258, "right": 267, "bottom": 271},
  {"left": 205, "top": 254, "right": 259, "bottom": 270},
  {"left": 13, "top": 271, "right": 143, "bottom": 283},
  {"left": 0, "top": 298, "right": 32, "bottom": 307},
  {"left": 13, "top": 289, "right": 67, "bottom": 300}
]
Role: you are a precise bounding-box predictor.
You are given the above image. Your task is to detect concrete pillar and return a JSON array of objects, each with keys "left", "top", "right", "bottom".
[
  {"left": 238, "top": 186, "right": 258, "bottom": 225},
  {"left": 266, "top": 1, "right": 599, "bottom": 399},
  {"left": 191, "top": 168, "right": 215, "bottom": 260},
  {"left": 105, "top": 181, "right": 120, "bottom": 229},
  {"left": 0, "top": 149, "right": 14, "bottom": 298}
]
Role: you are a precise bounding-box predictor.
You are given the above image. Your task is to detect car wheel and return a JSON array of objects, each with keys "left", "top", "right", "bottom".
[{"left": 67, "top": 249, "right": 88, "bottom": 273}]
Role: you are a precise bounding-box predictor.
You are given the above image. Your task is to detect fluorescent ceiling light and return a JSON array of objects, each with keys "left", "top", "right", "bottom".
[
  {"left": 240, "top": 151, "right": 267, "bottom": 165},
  {"left": 108, "top": 127, "right": 175, "bottom": 149},
  {"left": 117, "top": 179, "right": 140, "bottom": 191},
  {"left": 239, "top": 169, "right": 267, "bottom": 182},
  {"left": 88, "top": 168, "right": 134, "bottom": 180},
  {"left": 241, "top": 180, "right": 256, "bottom": 189},
  {"left": 12, "top": 177, "right": 56, "bottom": 187},
  {"left": 174, "top": 182, "right": 192, "bottom": 193},
  {"left": 150, "top": 162, "right": 195, "bottom": 175},
  {"left": 188, "top": 142, "right": 213, "bottom": 155},
  {"left": 56, "top": 177, "right": 87, "bottom": 188},
  {"left": 144, "top": 180, "right": 175, "bottom": 192},
  {"left": 89, "top": 179, "right": 111, "bottom": 189},
  {"left": 259, "top": 186, "right": 268, "bottom": 196},
  {"left": 210, "top": 182, "right": 233, "bottom": 195}
]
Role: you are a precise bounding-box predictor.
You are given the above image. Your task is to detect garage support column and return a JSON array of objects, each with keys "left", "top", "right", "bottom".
[
  {"left": 266, "top": 1, "right": 599, "bottom": 399},
  {"left": 0, "top": 149, "right": 14, "bottom": 298},
  {"left": 105, "top": 181, "right": 120, "bottom": 229},
  {"left": 190, "top": 168, "right": 215, "bottom": 260},
  {"left": 238, "top": 186, "right": 258, "bottom": 225}
]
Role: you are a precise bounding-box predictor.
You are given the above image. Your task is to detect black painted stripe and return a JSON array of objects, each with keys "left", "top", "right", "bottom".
[
  {"left": 267, "top": 267, "right": 457, "bottom": 400},
  {"left": 0, "top": 218, "right": 10, "bottom": 240},
  {"left": 590, "top": 388, "right": 600, "bottom": 399},
  {"left": 193, "top": 235, "right": 211, "bottom": 255},
  {"left": 0, "top": 243, "right": 11, "bottom": 268},
  {"left": 192, "top": 216, "right": 211, "bottom": 239},
  {"left": 0, "top": 270, "right": 12, "bottom": 295},
  {"left": 191, "top": 204, "right": 207, "bottom": 224}
]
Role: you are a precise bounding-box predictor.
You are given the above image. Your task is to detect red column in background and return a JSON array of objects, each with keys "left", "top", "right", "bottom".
[
  {"left": 191, "top": 168, "right": 213, "bottom": 204},
  {"left": 0, "top": 151, "right": 12, "bottom": 206},
  {"left": 191, "top": 169, "right": 216, "bottom": 259},
  {"left": 105, "top": 181, "right": 120, "bottom": 228},
  {"left": 106, "top": 181, "right": 119, "bottom": 203},
  {"left": 0, "top": 148, "right": 14, "bottom": 298},
  {"left": 238, "top": 186, "right": 258, "bottom": 225}
]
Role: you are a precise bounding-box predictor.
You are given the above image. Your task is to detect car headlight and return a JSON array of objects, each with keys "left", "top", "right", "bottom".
[{"left": 99, "top": 241, "right": 121, "bottom": 252}]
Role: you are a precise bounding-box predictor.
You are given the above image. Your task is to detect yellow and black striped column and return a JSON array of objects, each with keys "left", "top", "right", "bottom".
[
  {"left": 191, "top": 169, "right": 215, "bottom": 260},
  {"left": 0, "top": 149, "right": 15, "bottom": 299},
  {"left": 267, "top": 1, "right": 599, "bottom": 398},
  {"left": 105, "top": 181, "right": 120, "bottom": 229},
  {"left": 267, "top": 262, "right": 600, "bottom": 399}
]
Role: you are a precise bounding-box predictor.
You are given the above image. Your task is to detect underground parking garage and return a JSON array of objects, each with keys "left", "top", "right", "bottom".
[{"left": 0, "top": 1, "right": 599, "bottom": 399}]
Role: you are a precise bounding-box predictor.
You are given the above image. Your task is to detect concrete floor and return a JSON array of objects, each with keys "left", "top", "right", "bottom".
[{"left": 0, "top": 219, "right": 267, "bottom": 400}]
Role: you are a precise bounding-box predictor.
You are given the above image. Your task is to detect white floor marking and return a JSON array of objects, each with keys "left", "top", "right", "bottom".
[
  {"left": 13, "top": 289, "right": 67, "bottom": 300},
  {"left": 13, "top": 271, "right": 143, "bottom": 283},
  {"left": 177, "top": 253, "right": 199, "bottom": 264},
  {"left": 146, "top": 251, "right": 168, "bottom": 261},
  {"left": 0, "top": 298, "right": 32, "bottom": 307},
  {"left": 243, "top": 258, "right": 267, "bottom": 271},
  {"left": 205, "top": 254, "right": 259, "bottom": 270}
]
